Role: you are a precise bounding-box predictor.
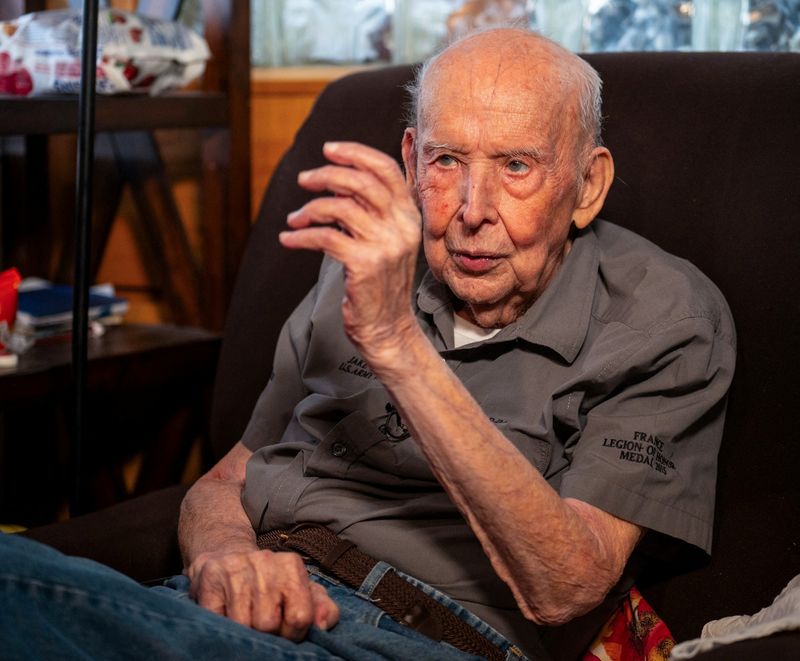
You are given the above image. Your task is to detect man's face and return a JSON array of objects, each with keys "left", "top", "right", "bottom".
[{"left": 403, "top": 51, "right": 588, "bottom": 327}]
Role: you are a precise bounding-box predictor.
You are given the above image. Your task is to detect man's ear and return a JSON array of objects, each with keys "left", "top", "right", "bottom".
[
  {"left": 572, "top": 147, "right": 614, "bottom": 230},
  {"left": 401, "top": 128, "right": 418, "bottom": 192}
]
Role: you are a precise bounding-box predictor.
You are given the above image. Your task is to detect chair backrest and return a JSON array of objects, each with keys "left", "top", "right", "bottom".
[{"left": 210, "top": 52, "right": 800, "bottom": 641}]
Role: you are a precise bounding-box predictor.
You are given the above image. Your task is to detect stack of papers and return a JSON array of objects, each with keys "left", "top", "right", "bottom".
[{"left": 16, "top": 279, "right": 129, "bottom": 337}]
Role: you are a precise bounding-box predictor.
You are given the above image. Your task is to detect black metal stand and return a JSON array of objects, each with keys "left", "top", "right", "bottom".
[{"left": 71, "top": 0, "right": 100, "bottom": 517}]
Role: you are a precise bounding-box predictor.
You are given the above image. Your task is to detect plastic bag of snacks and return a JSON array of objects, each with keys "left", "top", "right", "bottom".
[{"left": 0, "top": 8, "right": 210, "bottom": 96}]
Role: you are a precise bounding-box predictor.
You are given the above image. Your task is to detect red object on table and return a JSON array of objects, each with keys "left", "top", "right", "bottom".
[{"left": 0, "top": 267, "right": 22, "bottom": 351}]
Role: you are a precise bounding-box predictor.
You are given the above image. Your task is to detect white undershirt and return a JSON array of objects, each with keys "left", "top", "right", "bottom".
[{"left": 453, "top": 312, "right": 502, "bottom": 348}]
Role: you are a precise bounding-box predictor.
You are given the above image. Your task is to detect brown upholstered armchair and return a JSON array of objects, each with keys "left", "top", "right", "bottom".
[{"left": 25, "top": 52, "right": 800, "bottom": 657}]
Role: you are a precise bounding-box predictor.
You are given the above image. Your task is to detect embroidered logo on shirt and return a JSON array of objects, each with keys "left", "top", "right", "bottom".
[
  {"left": 601, "top": 431, "right": 676, "bottom": 475},
  {"left": 378, "top": 402, "right": 410, "bottom": 441},
  {"left": 338, "top": 355, "right": 375, "bottom": 380}
]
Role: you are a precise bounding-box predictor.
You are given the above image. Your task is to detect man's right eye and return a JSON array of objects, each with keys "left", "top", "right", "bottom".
[{"left": 436, "top": 154, "right": 457, "bottom": 167}]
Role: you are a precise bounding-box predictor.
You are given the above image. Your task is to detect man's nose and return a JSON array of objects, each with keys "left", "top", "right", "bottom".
[{"left": 460, "top": 165, "right": 499, "bottom": 228}]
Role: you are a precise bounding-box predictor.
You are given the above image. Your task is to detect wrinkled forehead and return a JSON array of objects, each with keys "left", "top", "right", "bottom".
[{"left": 417, "top": 39, "right": 579, "bottom": 136}]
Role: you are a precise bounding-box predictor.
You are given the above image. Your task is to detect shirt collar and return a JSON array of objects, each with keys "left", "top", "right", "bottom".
[{"left": 415, "top": 225, "right": 600, "bottom": 363}]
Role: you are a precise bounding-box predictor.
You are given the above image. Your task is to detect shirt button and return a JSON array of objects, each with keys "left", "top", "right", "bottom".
[{"left": 331, "top": 442, "right": 348, "bottom": 457}]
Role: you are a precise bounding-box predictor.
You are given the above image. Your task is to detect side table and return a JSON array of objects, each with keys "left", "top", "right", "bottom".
[{"left": 0, "top": 323, "right": 221, "bottom": 525}]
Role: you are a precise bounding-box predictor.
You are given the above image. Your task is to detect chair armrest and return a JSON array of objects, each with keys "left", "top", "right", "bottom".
[{"left": 21, "top": 484, "right": 187, "bottom": 584}]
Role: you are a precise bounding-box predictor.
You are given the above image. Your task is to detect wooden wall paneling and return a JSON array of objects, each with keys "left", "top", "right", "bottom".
[{"left": 249, "top": 67, "right": 364, "bottom": 214}]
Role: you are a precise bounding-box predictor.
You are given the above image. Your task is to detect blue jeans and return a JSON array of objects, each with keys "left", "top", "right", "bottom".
[{"left": 0, "top": 532, "right": 528, "bottom": 660}]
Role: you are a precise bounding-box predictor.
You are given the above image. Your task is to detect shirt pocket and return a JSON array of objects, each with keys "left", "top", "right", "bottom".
[{"left": 305, "top": 410, "right": 437, "bottom": 486}]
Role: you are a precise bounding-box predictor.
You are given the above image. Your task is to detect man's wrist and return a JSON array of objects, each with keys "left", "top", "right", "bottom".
[
  {"left": 354, "top": 317, "right": 417, "bottom": 369},
  {"left": 360, "top": 322, "right": 438, "bottom": 383}
]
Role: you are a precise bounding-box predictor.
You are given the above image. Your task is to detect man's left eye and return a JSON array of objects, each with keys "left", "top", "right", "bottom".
[{"left": 507, "top": 160, "right": 529, "bottom": 174}]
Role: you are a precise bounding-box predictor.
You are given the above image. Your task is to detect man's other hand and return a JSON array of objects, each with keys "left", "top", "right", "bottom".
[{"left": 186, "top": 549, "right": 340, "bottom": 640}]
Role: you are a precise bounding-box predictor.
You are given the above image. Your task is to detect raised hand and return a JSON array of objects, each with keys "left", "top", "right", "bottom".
[{"left": 279, "top": 141, "right": 421, "bottom": 361}]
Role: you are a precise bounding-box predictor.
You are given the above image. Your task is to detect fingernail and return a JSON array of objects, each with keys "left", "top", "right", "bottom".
[
  {"left": 298, "top": 170, "right": 310, "bottom": 182},
  {"left": 324, "top": 141, "right": 340, "bottom": 152}
]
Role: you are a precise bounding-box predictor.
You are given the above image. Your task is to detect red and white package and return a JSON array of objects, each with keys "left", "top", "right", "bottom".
[
  {"left": 0, "top": 268, "right": 21, "bottom": 364},
  {"left": 0, "top": 8, "right": 210, "bottom": 96}
]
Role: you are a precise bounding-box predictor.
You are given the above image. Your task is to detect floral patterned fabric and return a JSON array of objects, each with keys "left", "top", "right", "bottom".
[{"left": 584, "top": 587, "right": 675, "bottom": 661}]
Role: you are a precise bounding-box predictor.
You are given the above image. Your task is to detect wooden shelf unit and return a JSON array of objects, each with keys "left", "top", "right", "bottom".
[
  {"left": 0, "top": 92, "right": 228, "bottom": 135},
  {"left": 1, "top": 1, "right": 251, "bottom": 329},
  {"left": 0, "top": 1, "right": 251, "bottom": 520}
]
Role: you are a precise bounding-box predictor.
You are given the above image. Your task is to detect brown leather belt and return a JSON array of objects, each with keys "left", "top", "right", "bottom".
[{"left": 256, "top": 524, "right": 506, "bottom": 661}]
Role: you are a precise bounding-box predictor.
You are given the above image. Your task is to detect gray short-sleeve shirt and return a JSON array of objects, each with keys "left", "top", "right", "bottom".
[{"left": 240, "top": 220, "right": 736, "bottom": 653}]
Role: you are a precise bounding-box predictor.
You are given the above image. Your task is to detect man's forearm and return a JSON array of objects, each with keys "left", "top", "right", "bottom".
[
  {"left": 178, "top": 441, "right": 256, "bottom": 568},
  {"left": 365, "top": 327, "right": 640, "bottom": 625}
]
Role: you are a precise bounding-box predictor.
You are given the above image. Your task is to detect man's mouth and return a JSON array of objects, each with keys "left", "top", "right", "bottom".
[{"left": 452, "top": 251, "right": 502, "bottom": 273}]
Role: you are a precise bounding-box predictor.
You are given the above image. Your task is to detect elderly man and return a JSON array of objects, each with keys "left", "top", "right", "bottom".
[{"left": 1, "top": 28, "right": 734, "bottom": 661}]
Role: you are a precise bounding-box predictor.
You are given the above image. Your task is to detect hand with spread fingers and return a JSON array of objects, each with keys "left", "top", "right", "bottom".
[{"left": 279, "top": 141, "right": 421, "bottom": 361}]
